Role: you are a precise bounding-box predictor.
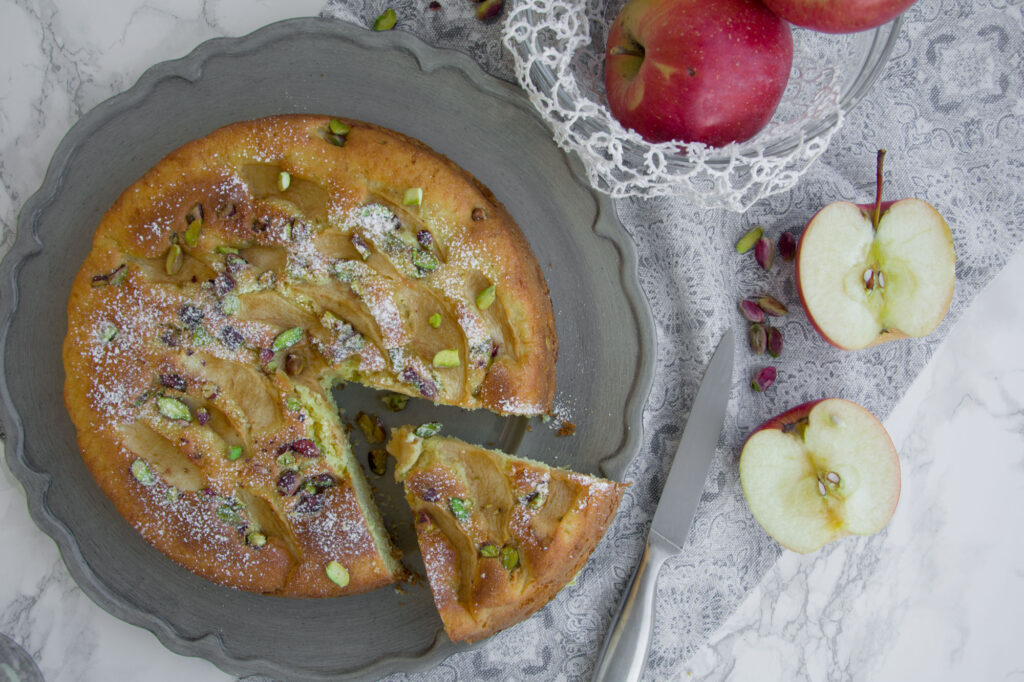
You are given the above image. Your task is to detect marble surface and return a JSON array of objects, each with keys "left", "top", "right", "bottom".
[{"left": 2, "top": 1, "right": 1023, "bottom": 681}]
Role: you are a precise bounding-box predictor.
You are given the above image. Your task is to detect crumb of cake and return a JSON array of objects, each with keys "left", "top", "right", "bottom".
[{"left": 556, "top": 421, "right": 577, "bottom": 437}]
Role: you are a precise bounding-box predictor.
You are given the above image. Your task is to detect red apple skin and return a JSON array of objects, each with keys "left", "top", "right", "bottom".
[
  {"left": 761, "top": 0, "right": 917, "bottom": 33},
  {"left": 747, "top": 398, "right": 826, "bottom": 437},
  {"left": 795, "top": 200, "right": 909, "bottom": 351},
  {"left": 604, "top": 0, "right": 793, "bottom": 147}
]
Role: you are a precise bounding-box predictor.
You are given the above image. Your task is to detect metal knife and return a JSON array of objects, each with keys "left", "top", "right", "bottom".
[{"left": 593, "top": 330, "right": 735, "bottom": 682}]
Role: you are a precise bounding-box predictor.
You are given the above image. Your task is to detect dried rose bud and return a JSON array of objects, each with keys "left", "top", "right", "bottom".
[
  {"left": 738, "top": 299, "right": 765, "bottom": 323},
  {"left": 755, "top": 236, "right": 774, "bottom": 271},
  {"left": 767, "top": 327, "right": 783, "bottom": 358},
  {"left": 778, "top": 232, "right": 797, "bottom": 262},
  {"left": 748, "top": 323, "right": 767, "bottom": 355},
  {"left": 758, "top": 295, "right": 788, "bottom": 317},
  {"left": 196, "top": 407, "right": 210, "bottom": 426},
  {"left": 751, "top": 366, "right": 777, "bottom": 392}
]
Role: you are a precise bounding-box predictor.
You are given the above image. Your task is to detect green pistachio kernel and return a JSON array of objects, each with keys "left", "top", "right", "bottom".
[
  {"left": 157, "top": 396, "right": 192, "bottom": 421},
  {"left": 449, "top": 497, "right": 471, "bottom": 522},
  {"left": 247, "top": 531, "right": 267, "bottom": 547},
  {"left": 433, "top": 349, "right": 460, "bottom": 368},
  {"left": 403, "top": 187, "right": 423, "bottom": 206},
  {"left": 475, "top": 284, "right": 496, "bottom": 310},
  {"left": 192, "top": 326, "right": 213, "bottom": 346},
  {"left": 412, "top": 249, "right": 438, "bottom": 271},
  {"left": 277, "top": 171, "right": 291, "bottom": 191},
  {"left": 500, "top": 545, "right": 520, "bottom": 571},
  {"left": 98, "top": 322, "right": 119, "bottom": 344},
  {"left": 735, "top": 226, "right": 763, "bottom": 254},
  {"left": 479, "top": 543, "right": 499, "bottom": 558},
  {"left": 325, "top": 560, "right": 350, "bottom": 588},
  {"left": 286, "top": 396, "right": 303, "bottom": 412},
  {"left": 277, "top": 452, "right": 296, "bottom": 468},
  {"left": 165, "top": 244, "right": 183, "bottom": 275},
  {"left": 373, "top": 8, "right": 397, "bottom": 30},
  {"left": 528, "top": 492, "right": 546, "bottom": 510},
  {"left": 184, "top": 219, "right": 203, "bottom": 247},
  {"left": 329, "top": 119, "right": 351, "bottom": 135},
  {"left": 428, "top": 313, "right": 442, "bottom": 328},
  {"left": 217, "top": 504, "right": 244, "bottom": 527},
  {"left": 216, "top": 245, "right": 239, "bottom": 255},
  {"left": 272, "top": 326, "right": 304, "bottom": 352},
  {"left": 165, "top": 486, "right": 179, "bottom": 503},
  {"left": 380, "top": 393, "right": 409, "bottom": 412},
  {"left": 219, "top": 293, "right": 241, "bottom": 316},
  {"left": 226, "top": 445, "right": 243, "bottom": 461},
  {"left": 131, "top": 459, "right": 156, "bottom": 486},
  {"left": 414, "top": 422, "right": 442, "bottom": 438}
]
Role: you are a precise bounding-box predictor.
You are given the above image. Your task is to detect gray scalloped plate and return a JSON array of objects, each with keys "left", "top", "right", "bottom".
[{"left": 0, "top": 17, "right": 654, "bottom": 680}]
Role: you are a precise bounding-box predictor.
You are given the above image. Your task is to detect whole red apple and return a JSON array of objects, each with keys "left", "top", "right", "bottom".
[
  {"left": 761, "top": 0, "right": 917, "bottom": 33},
  {"left": 604, "top": 0, "right": 793, "bottom": 147},
  {"left": 739, "top": 398, "right": 901, "bottom": 553}
]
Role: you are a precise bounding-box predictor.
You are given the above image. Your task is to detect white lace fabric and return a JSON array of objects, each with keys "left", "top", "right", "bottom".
[{"left": 502, "top": 0, "right": 849, "bottom": 211}]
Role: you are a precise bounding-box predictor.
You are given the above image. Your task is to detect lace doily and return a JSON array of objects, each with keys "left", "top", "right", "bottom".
[{"left": 502, "top": 0, "right": 898, "bottom": 211}]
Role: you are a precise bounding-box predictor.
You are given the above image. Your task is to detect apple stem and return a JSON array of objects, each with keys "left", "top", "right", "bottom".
[{"left": 872, "top": 149, "right": 886, "bottom": 232}]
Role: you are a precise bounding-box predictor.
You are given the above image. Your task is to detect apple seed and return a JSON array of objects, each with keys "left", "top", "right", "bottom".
[
  {"left": 735, "top": 226, "right": 763, "bottom": 254},
  {"left": 826, "top": 471, "right": 841, "bottom": 485},
  {"left": 755, "top": 236, "right": 775, "bottom": 271},
  {"left": 739, "top": 299, "right": 765, "bottom": 323},
  {"left": 817, "top": 479, "right": 827, "bottom": 496},
  {"left": 748, "top": 323, "right": 767, "bottom": 355}
]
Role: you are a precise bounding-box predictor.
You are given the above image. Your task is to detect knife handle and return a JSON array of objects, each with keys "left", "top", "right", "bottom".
[{"left": 592, "top": 534, "right": 671, "bottom": 682}]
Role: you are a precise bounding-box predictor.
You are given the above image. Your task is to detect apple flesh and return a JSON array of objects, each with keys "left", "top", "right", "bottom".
[
  {"left": 604, "top": 0, "right": 793, "bottom": 147},
  {"left": 796, "top": 154, "right": 955, "bottom": 350},
  {"left": 739, "top": 399, "right": 900, "bottom": 554},
  {"left": 761, "top": 0, "right": 918, "bottom": 33}
]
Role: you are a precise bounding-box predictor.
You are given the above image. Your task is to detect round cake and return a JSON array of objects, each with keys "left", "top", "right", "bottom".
[{"left": 62, "top": 115, "right": 558, "bottom": 596}]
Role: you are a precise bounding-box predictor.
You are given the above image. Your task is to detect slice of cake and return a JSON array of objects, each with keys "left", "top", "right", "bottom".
[{"left": 386, "top": 426, "right": 627, "bottom": 642}]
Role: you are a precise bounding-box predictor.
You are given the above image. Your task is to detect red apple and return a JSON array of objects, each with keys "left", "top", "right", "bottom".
[
  {"left": 761, "top": 0, "right": 917, "bottom": 33},
  {"left": 739, "top": 398, "right": 901, "bottom": 553},
  {"left": 604, "top": 0, "right": 793, "bottom": 147},
  {"left": 796, "top": 151, "right": 955, "bottom": 351}
]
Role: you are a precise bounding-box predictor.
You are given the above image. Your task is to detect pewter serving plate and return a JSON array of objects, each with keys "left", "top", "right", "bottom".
[{"left": 0, "top": 17, "right": 654, "bottom": 680}]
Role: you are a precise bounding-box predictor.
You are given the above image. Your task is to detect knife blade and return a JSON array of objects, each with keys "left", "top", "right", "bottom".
[{"left": 593, "top": 329, "right": 734, "bottom": 682}]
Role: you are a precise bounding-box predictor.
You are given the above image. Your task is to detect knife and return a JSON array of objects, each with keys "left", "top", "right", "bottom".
[{"left": 593, "top": 329, "right": 735, "bottom": 682}]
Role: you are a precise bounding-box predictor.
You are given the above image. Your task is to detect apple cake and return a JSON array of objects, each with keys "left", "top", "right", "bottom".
[
  {"left": 62, "top": 114, "right": 558, "bottom": 596},
  {"left": 386, "top": 426, "right": 627, "bottom": 642}
]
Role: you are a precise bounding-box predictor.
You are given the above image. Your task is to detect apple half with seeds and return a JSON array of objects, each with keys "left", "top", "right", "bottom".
[
  {"left": 739, "top": 398, "right": 900, "bottom": 554},
  {"left": 796, "top": 151, "right": 955, "bottom": 350}
]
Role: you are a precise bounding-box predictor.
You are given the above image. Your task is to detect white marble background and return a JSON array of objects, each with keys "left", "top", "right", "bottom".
[{"left": 2, "top": 1, "right": 1023, "bottom": 681}]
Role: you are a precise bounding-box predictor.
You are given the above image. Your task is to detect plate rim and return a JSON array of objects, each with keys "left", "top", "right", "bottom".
[{"left": 0, "top": 15, "right": 656, "bottom": 679}]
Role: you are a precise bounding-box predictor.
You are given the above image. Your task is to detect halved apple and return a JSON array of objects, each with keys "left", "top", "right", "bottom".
[
  {"left": 796, "top": 152, "right": 955, "bottom": 350},
  {"left": 739, "top": 399, "right": 900, "bottom": 554}
]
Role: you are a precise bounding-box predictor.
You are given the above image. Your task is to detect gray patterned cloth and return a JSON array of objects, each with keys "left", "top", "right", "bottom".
[{"left": 321, "top": 1, "right": 1024, "bottom": 679}]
